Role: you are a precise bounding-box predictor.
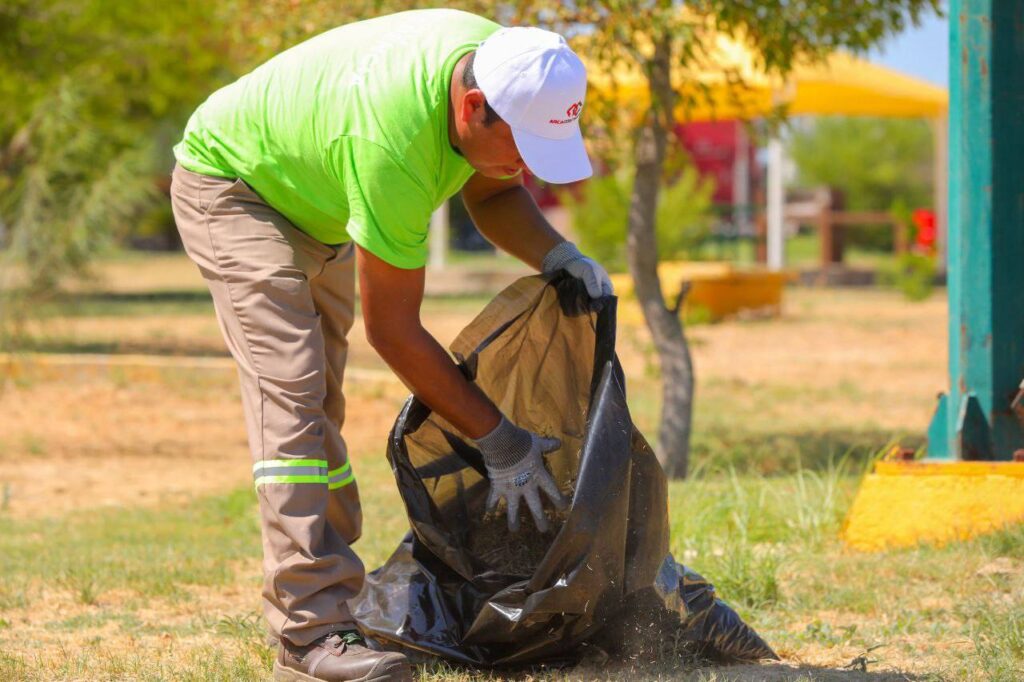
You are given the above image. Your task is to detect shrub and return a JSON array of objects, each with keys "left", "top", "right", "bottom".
[
  {"left": 561, "top": 164, "right": 715, "bottom": 273},
  {"left": 879, "top": 252, "right": 936, "bottom": 301}
]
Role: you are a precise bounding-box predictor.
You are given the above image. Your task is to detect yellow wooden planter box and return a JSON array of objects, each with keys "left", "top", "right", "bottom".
[{"left": 609, "top": 261, "right": 794, "bottom": 323}]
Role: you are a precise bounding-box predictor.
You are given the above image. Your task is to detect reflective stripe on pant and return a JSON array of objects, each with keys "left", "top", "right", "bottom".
[{"left": 169, "top": 164, "right": 363, "bottom": 647}]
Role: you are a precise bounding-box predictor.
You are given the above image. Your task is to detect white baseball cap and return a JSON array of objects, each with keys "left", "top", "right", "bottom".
[{"left": 474, "top": 27, "right": 593, "bottom": 184}]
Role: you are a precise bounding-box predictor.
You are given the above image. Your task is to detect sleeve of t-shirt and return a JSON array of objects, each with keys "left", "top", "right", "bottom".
[{"left": 328, "top": 135, "right": 434, "bottom": 269}]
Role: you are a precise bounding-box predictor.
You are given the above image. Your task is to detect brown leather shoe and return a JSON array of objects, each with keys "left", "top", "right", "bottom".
[{"left": 273, "top": 630, "right": 412, "bottom": 682}]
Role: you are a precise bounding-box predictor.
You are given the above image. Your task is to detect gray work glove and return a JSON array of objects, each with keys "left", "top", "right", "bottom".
[
  {"left": 542, "top": 241, "right": 614, "bottom": 299},
  {"left": 475, "top": 416, "right": 568, "bottom": 532}
]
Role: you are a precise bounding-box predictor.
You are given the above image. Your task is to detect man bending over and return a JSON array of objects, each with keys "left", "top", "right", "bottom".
[{"left": 170, "top": 9, "right": 611, "bottom": 681}]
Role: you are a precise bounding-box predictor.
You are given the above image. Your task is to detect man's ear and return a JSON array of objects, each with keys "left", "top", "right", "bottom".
[{"left": 460, "top": 88, "right": 486, "bottom": 123}]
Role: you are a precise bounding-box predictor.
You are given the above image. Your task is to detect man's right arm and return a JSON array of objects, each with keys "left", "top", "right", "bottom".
[{"left": 355, "top": 244, "right": 501, "bottom": 440}]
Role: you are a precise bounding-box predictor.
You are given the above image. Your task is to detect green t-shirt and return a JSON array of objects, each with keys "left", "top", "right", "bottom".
[{"left": 174, "top": 9, "right": 500, "bottom": 268}]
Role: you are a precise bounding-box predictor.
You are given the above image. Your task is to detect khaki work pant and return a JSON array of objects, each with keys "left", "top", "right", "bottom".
[{"left": 170, "top": 164, "right": 364, "bottom": 646}]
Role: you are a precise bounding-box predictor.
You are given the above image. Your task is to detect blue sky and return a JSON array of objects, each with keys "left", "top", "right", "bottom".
[{"left": 868, "top": 9, "right": 948, "bottom": 87}]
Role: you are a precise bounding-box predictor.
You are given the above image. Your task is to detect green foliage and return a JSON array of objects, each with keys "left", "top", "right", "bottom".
[
  {"left": 0, "top": 0, "right": 489, "bottom": 305},
  {"left": 560, "top": 173, "right": 630, "bottom": 268},
  {"left": 562, "top": 164, "right": 715, "bottom": 272},
  {"left": 0, "top": 0, "right": 230, "bottom": 306},
  {"left": 706, "top": 1, "right": 943, "bottom": 69},
  {"left": 2, "top": 77, "right": 159, "bottom": 294},
  {"left": 790, "top": 116, "right": 934, "bottom": 249},
  {"left": 878, "top": 252, "right": 936, "bottom": 301}
]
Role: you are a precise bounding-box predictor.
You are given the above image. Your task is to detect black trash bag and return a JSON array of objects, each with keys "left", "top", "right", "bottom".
[{"left": 352, "top": 275, "right": 777, "bottom": 666}]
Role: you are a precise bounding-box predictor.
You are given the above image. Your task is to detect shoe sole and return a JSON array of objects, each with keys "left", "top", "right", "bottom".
[{"left": 272, "top": 660, "right": 414, "bottom": 682}]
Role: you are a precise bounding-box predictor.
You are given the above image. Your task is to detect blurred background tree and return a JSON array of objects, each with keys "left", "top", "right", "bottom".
[
  {"left": 0, "top": 0, "right": 231, "bottom": 295},
  {"left": 790, "top": 116, "right": 934, "bottom": 250}
]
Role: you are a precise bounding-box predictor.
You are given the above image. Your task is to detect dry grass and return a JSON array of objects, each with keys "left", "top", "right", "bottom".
[
  {"left": 0, "top": 367, "right": 408, "bottom": 518},
  {"left": 4, "top": 253, "right": 1017, "bottom": 681},
  {"left": 615, "top": 286, "right": 946, "bottom": 436}
]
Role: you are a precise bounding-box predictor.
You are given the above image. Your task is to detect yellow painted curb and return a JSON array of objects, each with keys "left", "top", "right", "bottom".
[{"left": 842, "top": 461, "right": 1024, "bottom": 551}]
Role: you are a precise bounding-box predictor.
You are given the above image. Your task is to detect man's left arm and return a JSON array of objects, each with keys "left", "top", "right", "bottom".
[
  {"left": 460, "top": 172, "right": 561, "bottom": 270},
  {"left": 461, "top": 172, "right": 614, "bottom": 298}
]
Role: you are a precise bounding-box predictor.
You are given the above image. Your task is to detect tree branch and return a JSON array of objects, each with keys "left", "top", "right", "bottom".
[{"left": 671, "top": 280, "right": 692, "bottom": 316}]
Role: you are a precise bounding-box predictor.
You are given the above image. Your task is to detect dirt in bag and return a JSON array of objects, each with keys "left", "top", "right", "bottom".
[{"left": 466, "top": 475, "right": 576, "bottom": 576}]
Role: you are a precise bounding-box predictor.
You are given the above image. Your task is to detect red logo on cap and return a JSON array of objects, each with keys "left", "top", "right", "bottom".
[{"left": 549, "top": 101, "right": 584, "bottom": 125}]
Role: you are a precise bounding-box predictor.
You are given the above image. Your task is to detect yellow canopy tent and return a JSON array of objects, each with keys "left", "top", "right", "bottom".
[
  {"left": 581, "top": 28, "right": 947, "bottom": 121},
  {"left": 783, "top": 52, "right": 946, "bottom": 118}
]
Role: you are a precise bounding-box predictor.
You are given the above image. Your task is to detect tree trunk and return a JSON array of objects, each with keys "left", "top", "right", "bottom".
[{"left": 625, "top": 38, "right": 695, "bottom": 479}]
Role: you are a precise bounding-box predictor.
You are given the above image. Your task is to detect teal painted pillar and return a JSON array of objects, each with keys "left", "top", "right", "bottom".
[{"left": 928, "top": 0, "right": 1024, "bottom": 460}]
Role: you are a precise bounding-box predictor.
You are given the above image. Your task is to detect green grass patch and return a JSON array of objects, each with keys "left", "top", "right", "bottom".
[
  {"left": 36, "top": 291, "right": 216, "bottom": 319},
  {"left": 0, "top": 487, "right": 262, "bottom": 604},
  {"left": 965, "top": 601, "right": 1024, "bottom": 681}
]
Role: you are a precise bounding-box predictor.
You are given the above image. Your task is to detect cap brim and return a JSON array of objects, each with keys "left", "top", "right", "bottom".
[{"left": 511, "top": 126, "right": 593, "bottom": 184}]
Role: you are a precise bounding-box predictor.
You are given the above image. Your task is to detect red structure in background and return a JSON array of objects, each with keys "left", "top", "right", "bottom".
[
  {"left": 523, "top": 119, "right": 759, "bottom": 212},
  {"left": 674, "top": 120, "right": 759, "bottom": 205}
]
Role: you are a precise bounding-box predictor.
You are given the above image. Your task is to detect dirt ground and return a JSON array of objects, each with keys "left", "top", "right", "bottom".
[
  {"left": 632, "top": 286, "right": 946, "bottom": 434},
  {"left": 0, "top": 365, "right": 407, "bottom": 518},
  {"left": 0, "top": 284, "right": 946, "bottom": 518}
]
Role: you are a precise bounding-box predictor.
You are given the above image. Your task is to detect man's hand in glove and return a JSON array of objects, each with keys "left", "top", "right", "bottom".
[
  {"left": 542, "top": 241, "right": 614, "bottom": 299},
  {"left": 475, "top": 416, "right": 568, "bottom": 532}
]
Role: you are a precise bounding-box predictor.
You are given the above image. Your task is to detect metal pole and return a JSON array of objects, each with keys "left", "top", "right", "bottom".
[
  {"left": 766, "top": 136, "right": 785, "bottom": 271},
  {"left": 927, "top": 0, "right": 1024, "bottom": 460}
]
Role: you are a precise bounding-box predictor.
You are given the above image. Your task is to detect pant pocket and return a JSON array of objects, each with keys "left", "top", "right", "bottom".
[{"left": 198, "top": 174, "right": 244, "bottom": 213}]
